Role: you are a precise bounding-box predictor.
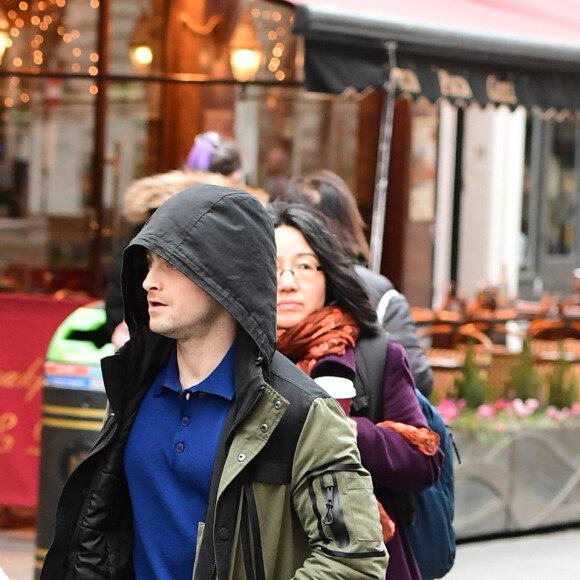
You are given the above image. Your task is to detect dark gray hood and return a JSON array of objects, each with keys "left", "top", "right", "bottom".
[{"left": 121, "top": 184, "right": 277, "bottom": 365}]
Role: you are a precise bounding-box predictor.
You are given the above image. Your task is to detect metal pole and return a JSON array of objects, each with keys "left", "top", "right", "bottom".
[
  {"left": 368, "top": 41, "right": 398, "bottom": 273},
  {"left": 89, "top": 0, "right": 110, "bottom": 297}
]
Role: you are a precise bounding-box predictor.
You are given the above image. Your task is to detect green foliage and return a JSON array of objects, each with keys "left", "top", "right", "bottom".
[
  {"left": 505, "top": 336, "right": 542, "bottom": 401},
  {"left": 454, "top": 341, "right": 487, "bottom": 409},
  {"left": 546, "top": 344, "right": 579, "bottom": 408}
]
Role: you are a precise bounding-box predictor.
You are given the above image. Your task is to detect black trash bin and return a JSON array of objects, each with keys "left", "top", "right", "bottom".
[{"left": 35, "top": 301, "right": 114, "bottom": 577}]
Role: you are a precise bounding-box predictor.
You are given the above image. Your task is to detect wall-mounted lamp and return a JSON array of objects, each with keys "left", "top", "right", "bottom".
[
  {"left": 229, "top": 8, "right": 262, "bottom": 83},
  {"left": 129, "top": 12, "right": 154, "bottom": 75},
  {"left": 0, "top": 7, "right": 10, "bottom": 66}
]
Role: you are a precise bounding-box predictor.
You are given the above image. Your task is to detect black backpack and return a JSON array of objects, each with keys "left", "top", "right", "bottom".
[{"left": 353, "top": 333, "right": 456, "bottom": 580}]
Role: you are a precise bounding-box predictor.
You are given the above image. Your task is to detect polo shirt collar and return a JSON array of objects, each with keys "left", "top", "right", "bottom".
[{"left": 154, "top": 342, "right": 236, "bottom": 401}]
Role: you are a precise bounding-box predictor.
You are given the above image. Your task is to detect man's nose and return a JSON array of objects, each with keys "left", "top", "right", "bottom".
[{"left": 142, "top": 268, "right": 159, "bottom": 291}]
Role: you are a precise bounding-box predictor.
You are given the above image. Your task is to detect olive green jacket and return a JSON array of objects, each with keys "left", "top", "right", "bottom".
[{"left": 41, "top": 330, "right": 389, "bottom": 580}]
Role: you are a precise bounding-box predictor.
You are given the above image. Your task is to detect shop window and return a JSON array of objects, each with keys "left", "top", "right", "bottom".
[
  {"left": 545, "top": 119, "right": 578, "bottom": 256},
  {"left": 520, "top": 116, "right": 535, "bottom": 272},
  {"left": 0, "top": 0, "right": 152, "bottom": 295}
]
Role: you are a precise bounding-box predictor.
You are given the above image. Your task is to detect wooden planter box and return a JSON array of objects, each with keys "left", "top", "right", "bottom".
[{"left": 453, "top": 425, "right": 580, "bottom": 539}]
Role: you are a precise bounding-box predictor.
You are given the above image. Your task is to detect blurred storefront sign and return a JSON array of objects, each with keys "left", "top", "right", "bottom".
[
  {"left": 0, "top": 294, "right": 91, "bottom": 509},
  {"left": 286, "top": 0, "right": 580, "bottom": 113}
]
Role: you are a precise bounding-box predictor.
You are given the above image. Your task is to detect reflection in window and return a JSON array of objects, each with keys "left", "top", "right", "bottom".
[
  {"left": 520, "top": 117, "right": 533, "bottom": 271},
  {"left": 545, "top": 120, "right": 577, "bottom": 256}
]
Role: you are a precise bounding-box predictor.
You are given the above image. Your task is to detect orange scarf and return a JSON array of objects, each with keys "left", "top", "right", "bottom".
[{"left": 277, "top": 306, "right": 359, "bottom": 375}]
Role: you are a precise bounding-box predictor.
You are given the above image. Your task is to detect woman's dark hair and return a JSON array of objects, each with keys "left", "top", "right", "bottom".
[
  {"left": 269, "top": 201, "right": 379, "bottom": 337},
  {"left": 282, "top": 169, "right": 370, "bottom": 264}
]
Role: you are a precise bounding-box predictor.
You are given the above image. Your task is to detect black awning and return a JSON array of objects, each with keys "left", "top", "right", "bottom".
[
  {"left": 304, "top": 37, "right": 580, "bottom": 112},
  {"left": 286, "top": 0, "right": 580, "bottom": 113}
]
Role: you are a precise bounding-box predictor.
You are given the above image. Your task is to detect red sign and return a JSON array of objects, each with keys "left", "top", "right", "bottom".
[{"left": 0, "top": 293, "right": 92, "bottom": 508}]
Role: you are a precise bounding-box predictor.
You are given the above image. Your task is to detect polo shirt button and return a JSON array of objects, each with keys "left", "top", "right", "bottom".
[
  {"left": 176, "top": 442, "right": 185, "bottom": 453},
  {"left": 237, "top": 453, "right": 246, "bottom": 462},
  {"left": 218, "top": 527, "right": 230, "bottom": 540},
  {"left": 274, "top": 400, "right": 282, "bottom": 410},
  {"left": 260, "top": 423, "right": 268, "bottom": 433},
  {"left": 181, "top": 416, "right": 190, "bottom": 427},
  {"left": 185, "top": 392, "right": 191, "bottom": 401}
]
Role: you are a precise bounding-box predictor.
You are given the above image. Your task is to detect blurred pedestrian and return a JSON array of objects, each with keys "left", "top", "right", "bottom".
[
  {"left": 185, "top": 130, "right": 243, "bottom": 182},
  {"left": 278, "top": 169, "right": 434, "bottom": 397},
  {"left": 269, "top": 201, "right": 443, "bottom": 580},
  {"left": 41, "top": 184, "right": 388, "bottom": 580},
  {"left": 262, "top": 145, "right": 290, "bottom": 199}
]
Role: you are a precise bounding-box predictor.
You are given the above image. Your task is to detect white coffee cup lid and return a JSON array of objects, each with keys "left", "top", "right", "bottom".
[{"left": 314, "top": 376, "right": 356, "bottom": 399}]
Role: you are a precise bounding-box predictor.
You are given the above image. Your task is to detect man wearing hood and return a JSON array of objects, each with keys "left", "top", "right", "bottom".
[{"left": 41, "top": 184, "right": 388, "bottom": 580}]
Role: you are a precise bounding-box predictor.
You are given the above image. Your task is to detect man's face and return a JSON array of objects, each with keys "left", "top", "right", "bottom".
[{"left": 142, "top": 250, "right": 226, "bottom": 340}]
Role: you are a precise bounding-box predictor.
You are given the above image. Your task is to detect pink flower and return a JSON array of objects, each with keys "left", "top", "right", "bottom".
[
  {"left": 476, "top": 404, "right": 496, "bottom": 420},
  {"left": 525, "top": 398, "right": 540, "bottom": 413},
  {"left": 546, "top": 406, "right": 571, "bottom": 421},
  {"left": 511, "top": 398, "right": 538, "bottom": 417},
  {"left": 494, "top": 398, "right": 510, "bottom": 411},
  {"left": 437, "top": 398, "right": 463, "bottom": 422}
]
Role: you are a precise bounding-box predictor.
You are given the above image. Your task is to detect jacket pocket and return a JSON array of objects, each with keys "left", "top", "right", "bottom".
[
  {"left": 307, "top": 463, "right": 382, "bottom": 549},
  {"left": 346, "top": 474, "right": 382, "bottom": 542}
]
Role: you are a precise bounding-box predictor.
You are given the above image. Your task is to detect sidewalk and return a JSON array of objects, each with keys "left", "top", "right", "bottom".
[
  {"left": 446, "top": 527, "right": 580, "bottom": 580},
  {"left": 1, "top": 525, "right": 580, "bottom": 579},
  {"left": 0, "top": 528, "right": 34, "bottom": 580}
]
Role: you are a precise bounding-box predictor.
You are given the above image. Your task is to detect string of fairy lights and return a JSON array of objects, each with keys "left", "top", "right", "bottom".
[
  {"left": 3, "top": 0, "right": 101, "bottom": 109},
  {"left": 249, "top": 0, "right": 295, "bottom": 82},
  {"left": 1, "top": 0, "right": 296, "bottom": 112}
]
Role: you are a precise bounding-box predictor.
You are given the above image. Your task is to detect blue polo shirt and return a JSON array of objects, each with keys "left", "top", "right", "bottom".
[{"left": 124, "top": 342, "right": 235, "bottom": 580}]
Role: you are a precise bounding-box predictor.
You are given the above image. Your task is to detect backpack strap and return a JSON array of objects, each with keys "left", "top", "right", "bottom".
[
  {"left": 376, "top": 288, "right": 401, "bottom": 326},
  {"left": 352, "top": 333, "right": 389, "bottom": 423}
]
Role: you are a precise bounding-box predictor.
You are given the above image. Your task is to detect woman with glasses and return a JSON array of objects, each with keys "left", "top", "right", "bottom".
[
  {"left": 269, "top": 201, "right": 443, "bottom": 580},
  {"left": 278, "top": 169, "right": 434, "bottom": 398}
]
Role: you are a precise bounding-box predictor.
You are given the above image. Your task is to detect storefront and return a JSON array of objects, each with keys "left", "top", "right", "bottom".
[
  {"left": 0, "top": 0, "right": 382, "bottom": 299},
  {"left": 2, "top": 1, "right": 580, "bottom": 303},
  {"left": 285, "top": 0, "right": 580, "bottom": 306}
]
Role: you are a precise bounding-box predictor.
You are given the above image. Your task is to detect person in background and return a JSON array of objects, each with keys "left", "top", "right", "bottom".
[
  {"left": 262, "top": 145, "right": 290, "bottom": 199},
  {"left": 41, "top": 184, "right": 388, "bottom": 580},
  {"left": 185, "top": 130, "right": 244, "bottom": 182},
  {"left": 278, "top": 169, "right": 434, "bottom": 398},
  {"left": 269, "top": 201, "right": 443, "bottom": 580}
]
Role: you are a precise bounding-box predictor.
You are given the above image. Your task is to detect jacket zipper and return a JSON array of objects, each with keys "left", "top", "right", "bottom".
[
  {"left": 204, "top": 384, "right": 266, "bottom": 580},
  {"left": 315, "top": 471, "right": 351, "bottom": 548},
  {"left": 322, "top": 474, "right": 335, "bottom": 525}
]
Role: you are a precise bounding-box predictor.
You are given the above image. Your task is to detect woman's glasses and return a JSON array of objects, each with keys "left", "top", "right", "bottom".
[{"left": 277, "top": 260, "right": 323, "bottom": 282}]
